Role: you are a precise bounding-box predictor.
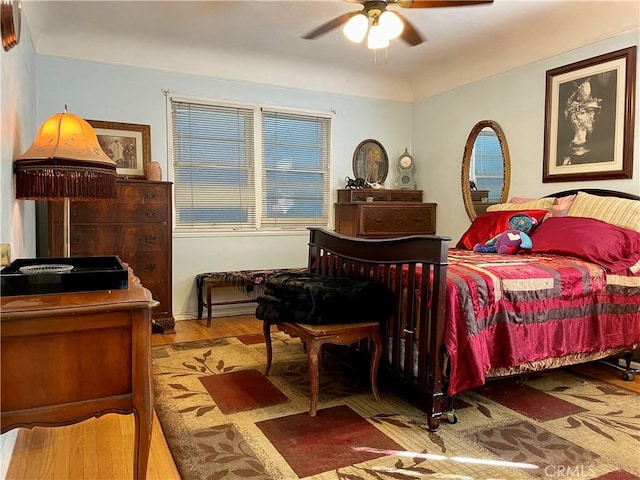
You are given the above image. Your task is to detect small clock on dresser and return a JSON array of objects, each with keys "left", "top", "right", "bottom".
[{"left": 396, "top": 149, "right": 416, "bottom": 190}]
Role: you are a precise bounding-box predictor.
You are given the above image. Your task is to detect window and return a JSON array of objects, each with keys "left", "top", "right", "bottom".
[
  {"left": 169, "top": 95, "right": 331, "bottom": 232},
  {"left": 471, "top": 127, "right": 503, "bottom": 203}
]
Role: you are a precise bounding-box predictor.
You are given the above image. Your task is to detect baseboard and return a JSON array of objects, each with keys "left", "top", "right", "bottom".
[{"left": 175, "top": 302, "right": 257, "bottom": 321}]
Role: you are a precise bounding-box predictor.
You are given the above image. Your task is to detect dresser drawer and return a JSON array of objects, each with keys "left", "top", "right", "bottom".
[
  {"left": 53, "top": 201, "right": 168, "bottom": 224},
  {"left": 121, "top": 225, "right": 168, "bottom": 253},
  {"left": 119, "top": 183, "right": 169, "bottom": 205},
  {"left": 358, "top": 204, "right": 436, "bottom": 236},
  {"left": 337, "top": 189, "right": 423, "bottom": 203}
]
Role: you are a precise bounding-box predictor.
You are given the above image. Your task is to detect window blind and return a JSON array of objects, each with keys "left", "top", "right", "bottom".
[
  {"left": 171, "top": 100, "right": 256, "bottom": 231},
  {"left": 472, "top": 129, "right": 503, "bottom": 202},
  {"left": 261, "top": 110, "right": 331, "bottom": 228}
]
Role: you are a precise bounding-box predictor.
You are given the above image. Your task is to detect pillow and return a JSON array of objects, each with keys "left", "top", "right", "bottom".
[
  {"left": 530, "top": 216, "right": 640, "bottom": 274},
  {"left": 508, "top": 197, "right": 537, "bottom": 204},
  {"left": 567, "top": 192, "right": 640, "bottom": 233},
  {"left": 550, "top": 194, "right": 576, "bottom": 217},
  {"left": 456, "top": 210, "right": 549, "bottom": 250},
  {"left": 487, "top": 197, "right": 555, "bottom": 212}
]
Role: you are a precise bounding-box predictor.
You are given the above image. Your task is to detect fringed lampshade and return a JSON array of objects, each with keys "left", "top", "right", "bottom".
[
  {"left": 14, "top": 109, "right": 117, "bottom": 256},
  {"left": 15, "top": 111, "right": 117, "bottom": 199}
]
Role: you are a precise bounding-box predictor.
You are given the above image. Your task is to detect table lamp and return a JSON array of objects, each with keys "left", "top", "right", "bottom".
[{"left": 14, "top": 108, "right": 117, "bottom": 257}]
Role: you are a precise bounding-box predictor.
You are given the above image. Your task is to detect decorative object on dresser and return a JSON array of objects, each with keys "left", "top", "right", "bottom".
[
  {"left": 46, "top": 179, "right": 175, "bottom": 333},
  {"left": 352, "top": 139, "right": 389, "bottom": 185},
  {"left": 334, "top": 188, "right": 436, "bottom": 238},
  {"left": 396, "top": 148, "right": 416, "bottom": 190}
]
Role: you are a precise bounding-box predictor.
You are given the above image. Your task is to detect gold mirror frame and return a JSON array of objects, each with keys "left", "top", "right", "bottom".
[{"left": 461, "top": 120, "right": 511, "bottom": 221}]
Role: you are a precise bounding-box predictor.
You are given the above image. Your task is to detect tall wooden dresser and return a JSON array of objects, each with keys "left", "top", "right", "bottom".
[
  {"left": 334, "top": 189, "right": 437, "bottom": 238},
  {"left": 47, "top": 179, "right": 175, "bottom": 333}
]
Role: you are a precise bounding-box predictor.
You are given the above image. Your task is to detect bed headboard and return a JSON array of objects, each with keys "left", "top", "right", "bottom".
[{"left": 545, "top": 188, "right": 640, "bottom": 201}]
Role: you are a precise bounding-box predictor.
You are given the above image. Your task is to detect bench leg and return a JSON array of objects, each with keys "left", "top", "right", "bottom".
[
  {"left": 264, "top": 322, "right": 273, "bottom": 376},
  {"left": 206, "top": 284, "right": 213, "bottom": 328},
  {"left": 306, "top": 339, "right": 322, "bottom": 417}
]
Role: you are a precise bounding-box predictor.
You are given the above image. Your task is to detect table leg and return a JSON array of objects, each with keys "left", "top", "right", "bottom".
[
  {"left": 370, "top": 327, "right": 382, "bottom": 402},
  {"left": 264, "top": 322, "right": 273, "bottom": 376},
  {"left": 307, "top": 339, "right": 322, "bottom": 417},
  {"left": 132, "top": 408, "right": 152, "bottom": 480}
]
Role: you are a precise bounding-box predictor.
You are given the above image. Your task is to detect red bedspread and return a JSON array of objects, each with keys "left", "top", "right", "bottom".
[{"left": 443, "top": 249, "right": 640, "bottom": 396}]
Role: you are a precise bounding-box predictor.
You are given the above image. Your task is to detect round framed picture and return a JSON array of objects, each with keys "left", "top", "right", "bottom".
[{"left": 352, "top": 139, "right": 389, "bottom": 185}]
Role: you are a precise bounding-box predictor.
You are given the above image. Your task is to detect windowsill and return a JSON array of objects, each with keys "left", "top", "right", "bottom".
[{"left": 172, "top": 228, "right": 316, "bottom": 239}]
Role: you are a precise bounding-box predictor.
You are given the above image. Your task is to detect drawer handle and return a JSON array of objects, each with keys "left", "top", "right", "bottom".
[
  {"left": 374, "top": 219, "right": 382, "bottom": 223},
  {"left": 413, "top": 218, "right": 422, "bottom": 222},
  {"left": 145, "top": 263, "right": 157, "bottom": 272},
  {"left": 145, "top": 210, "right": 157, "bottom": 217},
  {"left": 145, "top": 234, "right": 158, "bottom": 243},
  {"left": 70, "top": 235, "right": 81, "bottom": 243},
  {"left": 70, "top": 209, "right": 81, "bottom": 217},
  {"left": 144, "top": 191, "right": 157, "bottom": 200}
]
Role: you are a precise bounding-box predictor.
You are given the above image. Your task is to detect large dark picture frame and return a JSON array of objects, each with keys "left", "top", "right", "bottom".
[
  {"left": 543, "top": 46, "right": 636, "bottom": 183},
  {"left": 87, "top": 120, "right": 151, "bottom": 178},
  {"left": 352, "top": 139, "right": 389, "bottom": 185}
]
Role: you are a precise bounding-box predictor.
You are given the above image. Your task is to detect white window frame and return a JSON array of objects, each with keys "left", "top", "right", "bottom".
[{"left": 167, "top": 93, "right": 333, "bottom": 236}]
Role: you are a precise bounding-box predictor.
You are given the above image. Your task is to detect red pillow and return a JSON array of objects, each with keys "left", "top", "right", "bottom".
[
  {"left": 530, "top": 216, "right": 640, "bottom": 274},
  {"left": 456, "top": 210, "right": 549, "bottom": 250}
]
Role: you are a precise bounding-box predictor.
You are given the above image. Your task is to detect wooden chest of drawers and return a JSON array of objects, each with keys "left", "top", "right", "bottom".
[
  {"left": 334, "top": 189, "right": 436, "bottom": 238},
  {"left": 48, "top": 180, "right": 174, "bottom": 333}
]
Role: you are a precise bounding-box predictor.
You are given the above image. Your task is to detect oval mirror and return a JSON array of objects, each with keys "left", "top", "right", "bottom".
[{"left": 461, "top": 120, "right": 511, "bottom": 221}]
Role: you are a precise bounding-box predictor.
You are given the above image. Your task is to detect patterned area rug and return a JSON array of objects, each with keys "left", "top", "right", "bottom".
[{"left": 152, "top": 333, "right": 640, "bottom": 479}]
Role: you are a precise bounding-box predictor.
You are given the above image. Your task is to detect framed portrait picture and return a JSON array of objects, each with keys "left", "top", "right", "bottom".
[
  {"left": 87, "top": 120, "right": 151, "bottom": 178},
  {"left": 543, "top": 46, "right": 636, "bottom": 182},
  {"left": 352, "top": 139, "right": 389, "bottom": 185}
]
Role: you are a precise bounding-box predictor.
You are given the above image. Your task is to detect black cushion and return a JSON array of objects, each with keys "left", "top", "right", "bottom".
[{"left": 255, "top": 272, "right": 393, "bottom": 325}]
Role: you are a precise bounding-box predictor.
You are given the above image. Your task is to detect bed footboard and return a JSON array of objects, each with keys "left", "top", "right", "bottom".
[{"left": 307, "top": 228, "right": 451, "bottom": 430}]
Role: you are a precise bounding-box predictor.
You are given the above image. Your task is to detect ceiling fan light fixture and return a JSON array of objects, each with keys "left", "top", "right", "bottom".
[
  {"left": 367, "top": 22, "right": 389, "bottom": 50},
  {"left": 379, "top": 10, "right": 403, "bottom": 40},
  {"left": 343, "top": 13, "right": 368, "bottom": 43}
]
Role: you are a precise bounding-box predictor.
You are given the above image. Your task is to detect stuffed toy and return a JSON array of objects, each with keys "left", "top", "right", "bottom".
[{"left": 473, "top": 229, "right": 532, "bottom": 255}]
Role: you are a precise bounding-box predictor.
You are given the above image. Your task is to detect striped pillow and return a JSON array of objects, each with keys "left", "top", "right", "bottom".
[
  {"left": 487, "top": 197, "right": 555, "bottom": 212},
  {"left": 567, "top": 191, "right": 640, "bottom": 233}
]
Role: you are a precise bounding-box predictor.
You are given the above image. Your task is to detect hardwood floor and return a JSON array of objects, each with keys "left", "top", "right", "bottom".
[
  {"left": 2, "top": 315, "right": 263, "bottom": 480},
  {"left": 3, "top": 314, "right": 637, "bottom": 479}
]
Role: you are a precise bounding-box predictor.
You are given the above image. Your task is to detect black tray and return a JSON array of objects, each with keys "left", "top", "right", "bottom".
[{"left": 1, "top": 256, "right": 128, "bottom": 297}]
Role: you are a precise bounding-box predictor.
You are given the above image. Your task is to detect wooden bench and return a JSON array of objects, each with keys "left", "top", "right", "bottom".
[
  {"left": 263, "top": 320, "right": 382, "bottom": 417},
  {"left": 195, "top": 268, "right": 306, "bottom": 327}
]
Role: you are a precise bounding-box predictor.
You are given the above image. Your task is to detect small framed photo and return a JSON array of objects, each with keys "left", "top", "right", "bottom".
[
  {"left": 352, "top": 139, "right": 389, "bottom": 185},
  {"left": 87, "top": 120, "right": 151, "bottom": 178},
  {"left": 543, "top": 46, "right": 636, "bottom": 182}
]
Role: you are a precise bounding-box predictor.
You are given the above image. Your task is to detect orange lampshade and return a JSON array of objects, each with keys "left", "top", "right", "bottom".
[{"left": 14, "top": 111, "right": 117, "bottom": 200}]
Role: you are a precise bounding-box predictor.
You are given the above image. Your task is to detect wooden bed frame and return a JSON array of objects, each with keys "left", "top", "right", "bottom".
[{"left": 306, "top": 189, "right": 640, "bottom": 431}]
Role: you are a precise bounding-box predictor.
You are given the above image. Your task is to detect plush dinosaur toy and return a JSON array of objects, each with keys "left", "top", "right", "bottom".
[{"left": 473, "top": 229, "right": 532, "bottom": 255}]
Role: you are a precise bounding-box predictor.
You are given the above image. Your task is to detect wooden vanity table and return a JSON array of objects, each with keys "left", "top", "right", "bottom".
[{"left": 0, "top": 269, "right": 155, "bottom": 480}]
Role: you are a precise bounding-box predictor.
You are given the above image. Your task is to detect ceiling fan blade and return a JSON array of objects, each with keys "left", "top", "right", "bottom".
[
  {"left": 394, "top": 11, "right": 425, "bottom": 46},
  {"left": 398, "top": 0, "right": 493, "bottom": 8},
  {"left": 302, "top": 11, "right": 356, "bottom": 40}
]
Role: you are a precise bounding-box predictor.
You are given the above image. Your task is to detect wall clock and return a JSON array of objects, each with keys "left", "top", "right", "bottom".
[
  {"left": 1, "top": 0, "right": 21, "bottom": 52},
  {"left": 396, "top": 148, "right": 416, "bottom": 190}
]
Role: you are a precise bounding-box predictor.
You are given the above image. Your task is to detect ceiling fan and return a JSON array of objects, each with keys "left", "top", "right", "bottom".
[{"left": 303, "top": 0, "right": 494, "bottom": 49}]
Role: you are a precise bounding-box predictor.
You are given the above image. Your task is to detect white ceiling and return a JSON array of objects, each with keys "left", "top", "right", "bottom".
[{"left": 21, "top": 0, "right": 640, "bottom": 101}]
